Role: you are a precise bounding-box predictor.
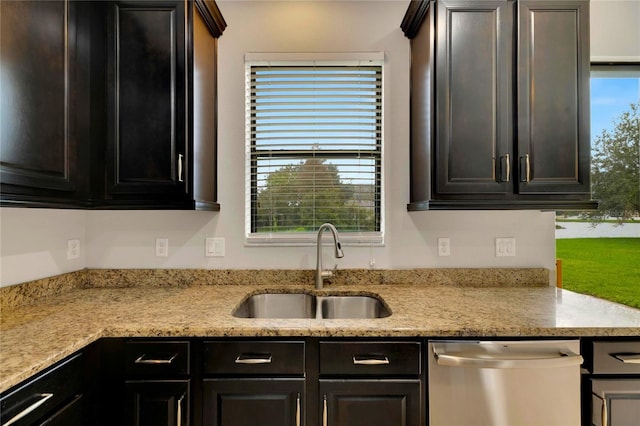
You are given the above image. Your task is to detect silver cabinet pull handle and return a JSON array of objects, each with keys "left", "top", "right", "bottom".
[
  {"left": 353, "top": 355, "right": 390, "bottom": 365},
  {"left": 322, "top": 395, "right": 328, "bottom": 426},
  {"left": 5, "top": 393, "right": 54, "bottom": 426},
  {"left": 295, "top": 393, "right": 301, "bottom": 426},
  {"left": 520, "top": 154, "right": 531, "bottom": 182},
  {"left": 178, "top": 154, "right": 184, "bottom": 182},
  {"left": 235, "top": 353, "right": 272, "bottom": 364},
  {"left": 505, "top": 154, "right": 510, "bottom": 182},
  {"left": 177, "top": 393, "right": 185, "bottom": 426},
  {"left": 612, "top": 353, "right": 640, "bottom": 364},
  {"left": 602, "top": 395, "right": 608, "bottom": 426},
  {"left": 498, "top": 155, "right": 510, "bottom": 182},
  {"left": 135, "top": 353, "right": 178, "bottom": 364}
]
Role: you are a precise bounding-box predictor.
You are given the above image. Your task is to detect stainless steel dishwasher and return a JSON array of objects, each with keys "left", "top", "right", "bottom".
[{"left": 428, "top": 339, "right": 583, "bottom": 426}]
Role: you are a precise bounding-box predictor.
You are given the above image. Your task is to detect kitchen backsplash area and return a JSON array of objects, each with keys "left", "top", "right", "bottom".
[
  {"left": 1, "top": 267, "right": 550, "bottom": 311},
  {"left": 1, "top": 207, "right": 557, "bottom": 288}
]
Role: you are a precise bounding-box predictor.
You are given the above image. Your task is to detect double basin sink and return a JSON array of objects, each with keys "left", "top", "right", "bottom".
[{"left": 233, "top": 292, "right": 391, "bottom": 319}]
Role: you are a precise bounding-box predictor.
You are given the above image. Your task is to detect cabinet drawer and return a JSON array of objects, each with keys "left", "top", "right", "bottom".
[
  {"left": 319, "top": 341, "right": 421, "bottom": 376},
  {"left": 41, "top": 394, "right": 84, "bottom": 426},
  {"left": 592, "top": 341, "right": 640, "bottom": 374},
  {"left": 0, "top": 353, "right": 83, "bottom": 426},
  {"left": 203, "top": 341, "right": 305, "bottom": 376},
  {"left": 125, "top": 341, "right": 190, "bottom": 376}
]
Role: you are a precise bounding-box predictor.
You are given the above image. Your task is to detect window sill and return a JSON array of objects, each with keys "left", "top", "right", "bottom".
[{"left": 245, "top": 232, "right": 384, "bottom": 247}]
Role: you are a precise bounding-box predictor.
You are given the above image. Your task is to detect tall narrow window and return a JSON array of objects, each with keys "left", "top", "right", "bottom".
[
  {"left": 588, "top": 64, "right": 640, "bottom": 221},
  {"left": 246, "top": 55, "right": 384, "bottom": 245}
]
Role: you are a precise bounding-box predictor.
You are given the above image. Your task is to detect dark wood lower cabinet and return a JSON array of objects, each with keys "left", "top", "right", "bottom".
[
  {"left": 41, "top": 394, "right": 84, "bottom": 426},
  {"left": 319, "top": 380, "right": 422, "bottom": 426},
  {"left": 125, "top": 380, "right": 189, "bottom": 426},
  {"left": 202, "top": 379, "right": 304, "bottom": 426},
  {"left": 3, "top": 338, "right": 423, "bottom": 426},
  {"left": 0, "top": 352, "right": 85, "bottom": 426}
]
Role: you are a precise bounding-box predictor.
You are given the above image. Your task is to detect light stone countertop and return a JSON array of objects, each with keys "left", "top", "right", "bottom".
[{"left": 1, "top": 282, "right": 640, "bottom": 394}]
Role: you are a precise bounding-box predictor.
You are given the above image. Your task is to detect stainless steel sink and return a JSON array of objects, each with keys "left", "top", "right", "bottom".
[
  {"left": 319, "top": 295, "right": 391, "bottom": 319},
  {"left": 232, "top": 293, "right": 316, "bottom": 319},
  {"left": 232, "top": 293, "right": 390, "bottom": 319}
]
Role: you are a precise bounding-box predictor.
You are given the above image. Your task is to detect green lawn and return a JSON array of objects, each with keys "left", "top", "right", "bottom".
[{"left": 556, "top": 238, "right": 640, "bottom": 309}]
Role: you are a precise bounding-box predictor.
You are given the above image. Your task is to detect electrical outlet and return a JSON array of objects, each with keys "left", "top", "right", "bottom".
[
  {"left": 67, "top": 239, "right": 80, "bottom": 260},
  {"left": 495, "top": 237, "right": 516, "bottom": 257},
  {"left": 205, "top": 237, "right": 225, "bottom": 257},
  {"left": 156, "top": 238, "right": 169, "bottom": 257},
  {"left": 438, "top": 238, "right": 451, "bottom": 256}
]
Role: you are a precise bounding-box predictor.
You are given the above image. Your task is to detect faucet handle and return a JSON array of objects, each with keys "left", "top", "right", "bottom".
[
  {"left": 331, "top": 263, "right": 339, "bottom": 278},
  {"left": 320, "top": 264, "right": 339, "bottom": 282}
]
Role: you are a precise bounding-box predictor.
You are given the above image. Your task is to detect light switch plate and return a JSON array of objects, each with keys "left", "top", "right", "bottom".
[{"left": 206, "top": 237, "right": 225, "bottom": 257}]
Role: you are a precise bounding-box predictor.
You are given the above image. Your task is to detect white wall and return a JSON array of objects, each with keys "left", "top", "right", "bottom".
[
  {"left": 1, "top": 0, "right": 575, "bottom": 287},
  {"left": 0, "top": 208, "right": 85, "bottom": 286},
  {"left": 591, "top": 0, "right": 640, "bottom": 62},
  {"left": 83, "top": 210, "right": 556, "bottom": 272}
]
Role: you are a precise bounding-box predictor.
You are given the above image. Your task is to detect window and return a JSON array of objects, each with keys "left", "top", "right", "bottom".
[
  {"left": 245, "top": 54, "right": 384, "bottom": 245},
  {"left": 590, "top": 64, "right": 640, "bottom": 140},
  {"left": 588, "top": 64, "right": 640, "bottom": 221},
  {"left": 557, "top": 63, "right": 639, "bottom": 224},
  {"left": 554, "top": 63, "right": 639, "bottom": 309}
]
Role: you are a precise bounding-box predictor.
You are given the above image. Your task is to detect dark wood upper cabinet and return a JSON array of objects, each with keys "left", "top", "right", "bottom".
[
  {"left": 402, "top": 0, "right": 597, "bottom": 210},
  {"left": 517, "top": 0, "right": 591, "bottom": 196},
  {"left": 105, "top": 0, "right": 188, "bottom": 203},
  {"left": 434, "top": 0, "right": 512, "bottom": 197},
  {"left": 0, "top": 0, "right": 225, "bottom": 210},
  {"left": 101, "top": 0, "right": 225, "bottom": 209},
  {"left": 0, "top": 0, "right": 90, "bottom": 207}
]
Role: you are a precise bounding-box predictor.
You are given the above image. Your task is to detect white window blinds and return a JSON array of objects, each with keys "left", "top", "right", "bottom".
[{"left": 246, "top": 59, "right": 383, "bottom": 242}]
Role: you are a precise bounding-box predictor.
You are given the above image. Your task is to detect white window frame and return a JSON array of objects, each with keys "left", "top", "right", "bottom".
[{"left": 244, "top": 52, "right": 385, "bottom": 246}]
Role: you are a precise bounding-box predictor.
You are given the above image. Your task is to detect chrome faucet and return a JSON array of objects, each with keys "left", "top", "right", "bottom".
[{"left": 315, "top": 223, "right": 344, "bottom": 290}]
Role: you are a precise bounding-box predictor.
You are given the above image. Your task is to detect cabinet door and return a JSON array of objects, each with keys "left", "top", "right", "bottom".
[
  {"left": 319, "top": 380, "right": 422, "bottom": 426},
  {"left": 202, "top": 379, "right": 304, "bottom": 426},
  {"left": 591, "top": 379, "right": 640, "bottom": 426},
  {"left": 592, "top": 392, "right": 640, "bottom": 426},
  {"left": 125, "top": 380, "right": 189, "bottom": 426},
  {"left": 0, "top": 0, "right": 88, "bottom": 207},
  {"left": 106, "top": 0, "right": 186, "bottom": 201},
  {"left": 434, "top": 0, "right": 512, "bottom": 196},
  {"left": 517, "top": 0, "right": 590, "bottom": 196}
]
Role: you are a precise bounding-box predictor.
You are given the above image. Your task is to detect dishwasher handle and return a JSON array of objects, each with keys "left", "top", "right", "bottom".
[{"left": 432, "top": 344, "right": 583, "bottom": 369}]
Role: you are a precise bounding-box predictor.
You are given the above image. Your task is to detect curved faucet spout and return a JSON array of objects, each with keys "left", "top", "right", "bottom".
[{"left": 316, "top": 223, "right": 344, "bottom": 290}]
